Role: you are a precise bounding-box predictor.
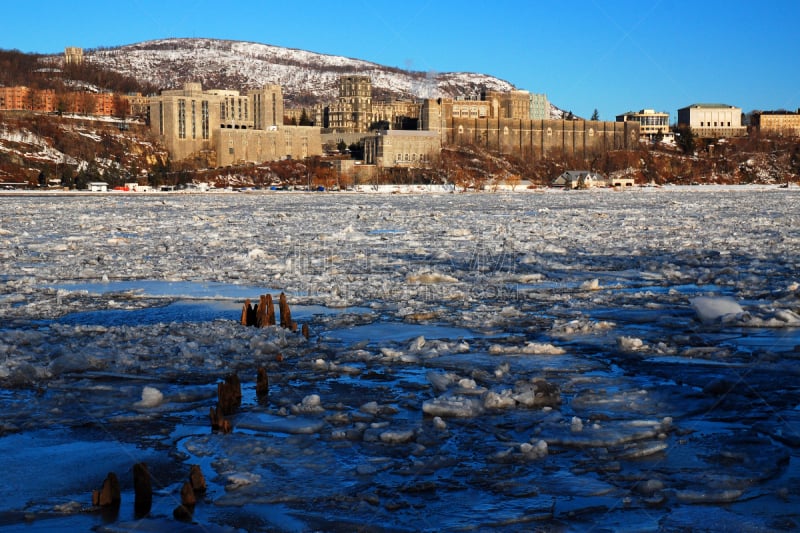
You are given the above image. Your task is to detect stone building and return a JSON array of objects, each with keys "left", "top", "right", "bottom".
[
  {"left": 64, "top": 47, "right": 83, "bottom": 66},
  {"left": 363, "top": 130, "right": 441, "bottom": 168},
  {"left": 371, "top": 99, "right": 421, "bottom": 130},
  {"left": 420, "top": 98, "right": 640, "bottom": 158},
  {"left": 529, "top": 93, "right": 550, "bottom": 120},
  {"left": 483, "top": 90, "right": 532, "bottom": 120},
  {"left": 677, "top": 103, "right": 747, "bottom": 138},
  {"left": 616, "top": 109, "right": 674, "bottom": 142},
  {"left": 327, "top": 76, "right": 372, "bottom": 132},
  {"left": 752, "top": 109, "right": 800, "bottom": 136},
  {"left": 148, "top": 83, "right": 320, "bottom": 166}
]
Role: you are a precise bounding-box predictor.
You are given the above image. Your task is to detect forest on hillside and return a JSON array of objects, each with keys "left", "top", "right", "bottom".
[{"left": 0, "top": 49, "right": 158, "bottom": 95}]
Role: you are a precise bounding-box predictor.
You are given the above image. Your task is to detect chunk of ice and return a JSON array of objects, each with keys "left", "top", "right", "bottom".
[
  {"left": 690, "top": 296, "right": 744, "bottom": 323},
  {"left": 135, "top": 386, "right": 164, "bottom": 408}
]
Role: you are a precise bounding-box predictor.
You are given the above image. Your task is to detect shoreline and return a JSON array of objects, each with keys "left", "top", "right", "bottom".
[{"left": 0, "top": 182, "right": 796, "bottom": 197}]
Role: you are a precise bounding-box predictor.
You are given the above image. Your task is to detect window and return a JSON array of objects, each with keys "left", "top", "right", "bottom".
[
  {"left": 178, "top": 99, "right": 186, "bottom": 139},
  {"left": 191, "top": 100, "right": 196, "bottom": 139},
  {"left": 201, "top": 101, "right": 209, "bottom": 139}
]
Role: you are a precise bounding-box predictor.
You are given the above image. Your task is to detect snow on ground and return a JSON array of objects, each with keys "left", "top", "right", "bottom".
[{"left": 0, "top": 188, "right": 799, "bottom": 531}]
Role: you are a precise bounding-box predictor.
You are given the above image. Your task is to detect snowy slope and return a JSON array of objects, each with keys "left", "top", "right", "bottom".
[{"left": 82, "top": 38, "right": 519, "bottom": 105}]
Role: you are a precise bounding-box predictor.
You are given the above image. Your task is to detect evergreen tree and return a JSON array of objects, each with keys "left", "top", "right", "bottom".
[
  {"left": 591, "top": 109, "right": 600, "bottom": 121},
  {"left": 675, "top": 124, "right": 696, "bottom": 154}
]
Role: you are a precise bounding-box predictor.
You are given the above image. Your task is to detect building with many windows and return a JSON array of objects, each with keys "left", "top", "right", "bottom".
[
  {"left": 483, "top": 90, "right": 532, "bottom": 120},
  {"left": 529, "top": 93, "right": 550, "bottom": 120},
  {"left": 677, "top": 103, "right": 747, "bottom": 138},
  {"left": 148, "top": 83, "right": 320, "bottom": 166},
  {"left": 0, "top": 86, "right": 56, "bottom": 112},
  {"left": 363, "top": 130, "right": 441, "bottom": 167},
  {"left": 752, "top": 109, "right": 800, "bottom": 136},
  {"left": 64, "top": 47, "right": 83, "bottom": 66},
  {"left": 616, "top": 109, "right": 673, "bottom": 142},
  {"left": 326, "top": 76, "right": 372, "bottom": 132}
]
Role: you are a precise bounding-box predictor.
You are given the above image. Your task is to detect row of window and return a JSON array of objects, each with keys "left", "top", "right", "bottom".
[
  {"left": 176, "top": 99, "right": 210, "bottom": 140},
  {"left": 394, "top": 153, "right": 429, "bottom": 162},
  {"left": 700, "top": 121, "right": 732, "bottom": 127}
]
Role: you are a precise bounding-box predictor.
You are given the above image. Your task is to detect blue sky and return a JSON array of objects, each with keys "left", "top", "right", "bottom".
[{"left": 2, "top": 0, "right": 798, "bottom": 121}]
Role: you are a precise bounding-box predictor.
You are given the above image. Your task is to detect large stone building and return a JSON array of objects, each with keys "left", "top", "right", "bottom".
[
  {"left": 616, "top": 109, "right": 674, "bottom": 142},
  {"left": 420, "top": 98, "right": 639, "bottom": 158},
  {"left": 677, "top": 103, "right": 747, "bottom": 138},
  {"left": 752, "top": 109, "right": 800, "bottom": 136},
  {"left": 327, "top": 76, "right": 372, "bottom": 132},
  {"left": 483, "top": 90, "right": 532, "bottom": 120},
  {"left": 363, "top": 130, "right": 441, "bottom": 167},
  {"left": 371, "top": 99, "right": 421, "bottom": 130},
  {"left": 148, "top": 83, "right": 321, "bottom": 166},
  {"left": 64, "top": 47, "right": 83, "bottom": 66}
]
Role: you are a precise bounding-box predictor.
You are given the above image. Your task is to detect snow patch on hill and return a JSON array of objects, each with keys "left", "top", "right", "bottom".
[{"left": 83, "top": 38, "right": 521, "bottom": 105}]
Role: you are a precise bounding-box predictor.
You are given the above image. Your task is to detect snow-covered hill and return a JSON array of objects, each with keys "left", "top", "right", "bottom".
[{"left": 81, "top": 38, "right": 520, "bottom": 106}]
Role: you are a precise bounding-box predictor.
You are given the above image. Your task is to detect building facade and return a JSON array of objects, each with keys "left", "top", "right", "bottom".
[
  {"left": 327, "top": 76, "right": 372, "bottom": 132},
  {"left": 677, "top": 103, "right": 747, "bottom": 138},
  {"left": 529, "top": 93, "right": 550, "bottom": 120},
  {"left": 148, "top": 83, "right": 319, "bottom": 166},
  {"left": 363, "top": 130, "right": 442, "bottom": 167},
  {"left": 421, "top": 98, "right": 640, "bottom": 158},
  {"left": 752, "top": 109, "right": 800, "bottom": 136},
  {"left": 0, "top": 86, "right": 56, "bottom": 112},
  {"left": 371, "top": 99, "right": 421, "bottom": 130},
  {"left": 64, "top": 47, "right": 84, "bottom": 66},
  {"left": 483, "top": 90, "right": 532, "bottom": 120},
  {"left": 616, "top": 109, "right": 673, "bottom": 142}
]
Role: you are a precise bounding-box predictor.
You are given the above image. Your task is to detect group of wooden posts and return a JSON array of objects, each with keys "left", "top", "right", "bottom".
[
  {"left": 240, "top": 292, "right": 309, "bottom": 340},
  {"left": 91, "top": 293, "right": 307, "bottom": 520},
  {"left": 210, "top": 293, "right": 306, "bottom": 434},
  {"left": 92, "top": 463, "right": 207, "bottom": 521}
]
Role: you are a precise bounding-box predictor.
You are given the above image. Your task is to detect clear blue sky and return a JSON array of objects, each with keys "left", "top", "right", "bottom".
[{"left": 2, "top": 0, "right": 798, "bottom": 121}]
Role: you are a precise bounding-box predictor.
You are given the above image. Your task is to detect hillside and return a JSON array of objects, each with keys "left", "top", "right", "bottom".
[{"left": 79, "top": 38, "right": 540, "bottom": 109}]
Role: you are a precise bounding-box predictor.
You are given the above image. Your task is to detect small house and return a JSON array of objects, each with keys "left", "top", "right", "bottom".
[
  {"left": 88, "top": 182, "right": 108, "bottom": 192},
  {"left": 552, "top": 171, "right": 606, "bottom": 189}
]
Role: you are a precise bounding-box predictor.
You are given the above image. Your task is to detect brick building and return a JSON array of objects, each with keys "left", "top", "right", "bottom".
[{"left": 0, "top": 86, "right": 56, "bottom": 112}]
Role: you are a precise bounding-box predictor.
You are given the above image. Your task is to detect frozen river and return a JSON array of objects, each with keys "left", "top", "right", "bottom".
[{"left": 1, "top": 188, "right": 799, "bottom": 531}]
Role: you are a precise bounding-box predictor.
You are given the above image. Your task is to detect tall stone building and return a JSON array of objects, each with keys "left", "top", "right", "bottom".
[
  {"left": 327, "top": 76, "right": 372, "bottom": 132},
  {"left": 148, "top": 83, "right": 320, "bottom": 166},
  {"left": 64, "top": 47, "right": 84, "bottom": 66}
]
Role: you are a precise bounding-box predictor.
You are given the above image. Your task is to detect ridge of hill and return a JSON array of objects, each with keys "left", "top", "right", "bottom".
[{"left": 80, "top": 37, "right": 557, "bottom": 112}]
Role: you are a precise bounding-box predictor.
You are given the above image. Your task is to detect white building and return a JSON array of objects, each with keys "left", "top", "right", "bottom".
[
  {"left": 616, "top": 109, "right": 674, "bottom": 143},
  {"left": 552, "top": 171, "right": 606, "bottom": 189},
  {"left": 88, "top": 182, "right": 108, "bottom": 192},
  {"left": 677, "top": 103, "right": 747, "bottom": 138}
]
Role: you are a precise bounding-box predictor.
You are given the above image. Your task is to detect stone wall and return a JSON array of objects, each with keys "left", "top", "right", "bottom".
[
  {"left": 444, "top": 117, "right": 640, "bottom": 158},
  {"left": 215, "top": 126, "right": 322, "bottom": 166}
]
